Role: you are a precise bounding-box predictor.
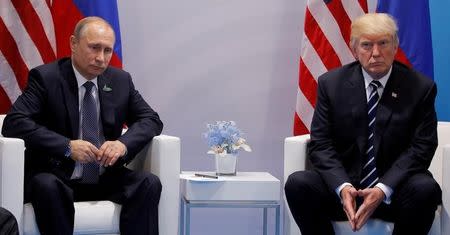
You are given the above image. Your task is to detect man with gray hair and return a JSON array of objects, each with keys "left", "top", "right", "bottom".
[
  {"left": 2, "top": 16, "right": 163, "bottom": 235},
  {"left": 285, "top": 13, "right": 441, "bottom": 235}
]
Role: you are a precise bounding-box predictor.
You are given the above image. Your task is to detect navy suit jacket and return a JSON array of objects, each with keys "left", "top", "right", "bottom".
[
  {"left": 308, "top": 61, "right": 438, "bottom": 191},
  {"left": 2, "top": 58, "right": 163, "bottom": 184}
]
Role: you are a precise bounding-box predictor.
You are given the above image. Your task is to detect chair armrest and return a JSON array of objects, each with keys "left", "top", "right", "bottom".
[
  {"left": 283, "top": 134, "right": 310, "bottom": 235},
  {"left": 284, "top": 134, "right": 310, "bottom": 183},
  {"left": 0, "top": 137, "right": 25, "bottom": 234},
  {"left": 442, "top": 145, "right": 450, "bottom": 235},
  {"left": 128, "top": 135, "right": 180, "bottom": 235}
]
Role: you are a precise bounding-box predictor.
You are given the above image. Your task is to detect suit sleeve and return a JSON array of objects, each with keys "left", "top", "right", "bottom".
[
  {"left": 308, "top": 76, "right": 352, "bottom": 191},
  {"left": 1, "top": 69, "right": 70, "bottom": 157},
  {"left": 380, "top": 82, "right": 438, "bottom": 190},
  {"left": 117, "top": 74, "right": 163, "bottom": 163}
]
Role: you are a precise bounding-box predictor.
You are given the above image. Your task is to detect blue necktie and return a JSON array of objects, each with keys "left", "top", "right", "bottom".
[
  {"left": 360, "top": 80, "right": 382, "bottom": 188},
  {"left": 81, "top": 81, "right": 100, "bottom": 184}
]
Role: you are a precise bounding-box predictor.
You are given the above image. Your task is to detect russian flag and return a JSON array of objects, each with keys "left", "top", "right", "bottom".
[
  {"left": 376, "top": 0, "right": 433, "bottom": 79},
  {"left": 51, "top": 0, "right": 122, "bottom": 68}
]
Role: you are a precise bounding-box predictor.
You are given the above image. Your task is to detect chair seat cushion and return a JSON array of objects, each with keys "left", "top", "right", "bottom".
[
  {"left": 24, "top": 201, "right": 121, "bottom": 235},
  {"left": 332, "top": 205, "right": 441, "bottom": 235}
]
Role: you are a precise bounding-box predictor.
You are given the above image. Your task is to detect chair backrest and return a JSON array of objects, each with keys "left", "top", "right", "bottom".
[
  {"left": 0, "top": 114, "right": 5, "bottom": 137},
  {"left": 429, "top": 121, "right": 450, "bottom": 187}
]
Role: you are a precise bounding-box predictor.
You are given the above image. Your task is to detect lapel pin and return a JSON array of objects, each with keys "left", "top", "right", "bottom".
[
  {"left": 391, "top": 92, "right": 397, "bottom": 98},
  {"left": 102, "top": 84, "right": 112, "bottom": 92}
]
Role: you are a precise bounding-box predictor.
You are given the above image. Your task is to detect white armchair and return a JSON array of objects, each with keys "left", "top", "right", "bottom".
[
  {"left": 284, "top": 122, "right": 450, "bottom": 235},
  {"left": 0, "top": 114, "right": 181, "bottom": 235}
]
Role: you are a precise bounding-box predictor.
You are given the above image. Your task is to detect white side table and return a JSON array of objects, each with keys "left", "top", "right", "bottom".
[{"left": 179, "top": 171, "right": 281, "bottom": 235}]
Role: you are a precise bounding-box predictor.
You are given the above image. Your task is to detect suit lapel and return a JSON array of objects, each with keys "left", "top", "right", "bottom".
[
  {"left": 60, "top": 59, "right": 79, "bottom": 139},
  {"left": 347, "top": 66, "right": 368, "bottom": 154},
  {"left": 373, "top": 65, "right": 401, "bottom": 158},
  {"left": 98, "top": 74, "right": 115, "bottom": 137}
]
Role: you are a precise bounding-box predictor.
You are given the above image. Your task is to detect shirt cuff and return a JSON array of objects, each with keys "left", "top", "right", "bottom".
[
  {"left": 336, "top": 182, "right": 353, "bottom": 203},
  {"left": 375, "top": 182, "right": 393, "bottom": 204}
]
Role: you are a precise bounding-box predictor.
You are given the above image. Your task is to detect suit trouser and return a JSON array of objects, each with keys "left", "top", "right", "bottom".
[
  {"left": 285, "top": 170, "right": 441, "bottom": 235},
  {"left": 0, "top": 207, "right": 19, "bottom": 235},
  {"left": 27, "top": 167, "right": 162, "bottom": 235}
]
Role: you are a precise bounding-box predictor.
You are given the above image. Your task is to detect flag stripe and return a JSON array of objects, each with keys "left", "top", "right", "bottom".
[
  {"left": 0, "top": 51, "right": 22, "bottom": 104},
  {"left": 304, "top": 9, "right": 341, "bottom": 70},
  {"left": 299, "top": 59, "right": 318, "bottom": 108},
  {"left": 308, "top": 0, "right": 354, "bottom": 65},
  {"left": 12, "top": 0, "right": 56, "bottom": 63},
  {"left": 325, "top": 0, "right": 352, "bottom": 46},
  {"left": 0, "top": 0, "right": 44, "bottom": 70},
  {"left": 295, "top": 88, "right": 315, "bottom": 133},
  {"left": 0, "top": 18, "right": 29, "bottom": 90},
  {"left": 294, "top": 0, "right": 367, "bottom": 135},
  {"left": 29, "top": 0, "right": 57, "bottom": 54},
  {"left": 301, "top": 35, "right": 327, "bottom": 80}
]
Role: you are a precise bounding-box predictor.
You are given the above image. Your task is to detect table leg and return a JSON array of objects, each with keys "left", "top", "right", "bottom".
[
  {"left": 263, "top": 207, "right": 268, "bottom": 235},
  {"left": 275, "top": 205, "right": 280, "bottom": 235},
  {"left": 180, "top": 198, "right": 185, "bottom": 235},
  {"left": 186, "top": 203, "right": 191, "bottom": 235}
]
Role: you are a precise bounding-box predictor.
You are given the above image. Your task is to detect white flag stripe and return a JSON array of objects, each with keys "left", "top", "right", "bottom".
[
  {"left": 30, "top": 0, "right": 56, "bottom": 54},
  {"left": 308, "top": 1, "right": 355, "bottom": 65},
  {"left": 302, "top": 35, "right": 327, "bottom": 81},
  {"left": 296, "top": 89, "right": 314, "bottom": 132},
  {"left": 0, "top": 0, "right": 44, "bottom": 70},
  {"left": 341, "top": 1, "right": 366, "bottom": 21},
  {"left": 0, "top": 51, "right": 22, "bottom": 103}
]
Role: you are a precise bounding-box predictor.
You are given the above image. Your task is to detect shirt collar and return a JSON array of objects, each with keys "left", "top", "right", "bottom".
[
  {"left": 362, "top": 66, "right": 392, "bottom": 90},
  {"left": 72, "top": 63, "right": 98, "bottom": 89}
]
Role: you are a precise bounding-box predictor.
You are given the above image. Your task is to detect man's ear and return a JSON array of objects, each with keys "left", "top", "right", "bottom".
[{"left": 69, "top": 35, "right": 77, "bottom": 52}]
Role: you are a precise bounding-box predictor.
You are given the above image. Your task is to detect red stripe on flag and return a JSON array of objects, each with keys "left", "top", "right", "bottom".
[
  {"left": 50, "top": 0, "right": 84, "bottom": 58},
  {"left": 294, "top": 113, "right": 310, "bottom": 135},
  {"left": 0, "top": 18, "right": 29, "bottom": 90},
  {"left": 12, "top": 0, "right": 56, "bottom": 64},
  {"left": 299, "top": 59, "right": 317, "bottom": 108},
  {"left": 325, "top": 1, "right": 352, "bottom": 47},
  {"left": 395, "top": 48, "right": 412, "bottom": 68},
  {"left": 304, "top": 8, "right": 342, "bottom": 70},
  {"left": 358, "top": 0, "right": 368, "bottom": 13},
  {"left": 0, "top": 86, "right": 12, "bottom": 113},
  {"left": 109, "top": 53, "right": 123, "bottom": 68}
]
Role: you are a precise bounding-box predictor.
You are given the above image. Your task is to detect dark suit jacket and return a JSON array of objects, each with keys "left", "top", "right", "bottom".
[
  {"left": 308, "top": 61, "right": 438, "bottom": 192},
  {"left": 1, "top": 58, "right": 163, "bottom": 184}
]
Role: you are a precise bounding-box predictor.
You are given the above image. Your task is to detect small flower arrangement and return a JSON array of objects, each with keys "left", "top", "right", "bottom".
[{"left": 203, "top": 121, "right": 252, "bottom": 156}]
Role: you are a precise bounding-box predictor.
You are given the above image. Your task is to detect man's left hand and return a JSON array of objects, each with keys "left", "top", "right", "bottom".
[
  {"left": 97, "top": 140, "right": 127, "bottom": 166},
  {"left": 354, "top": 187, "right": 384, "bottom": 230}
]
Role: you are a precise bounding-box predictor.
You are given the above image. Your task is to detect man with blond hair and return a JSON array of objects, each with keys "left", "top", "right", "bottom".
[
  {"left": 2, "top": 16, "right": 163, "bottom": 235},
  {"left": 285, "top": 13, "right": 441, "bottom": 235}
]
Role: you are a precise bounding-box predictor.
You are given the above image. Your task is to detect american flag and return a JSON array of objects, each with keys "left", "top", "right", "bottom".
[
  {"left": 0, "top": 0, "right": 122, "bottom": 114},
  {"left": 293, "top": 0, "right": 369, "bottom": 135}
]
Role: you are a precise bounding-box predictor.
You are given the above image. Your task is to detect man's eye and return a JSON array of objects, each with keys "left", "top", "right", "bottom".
[{"left": 361, "top": 42, "right": 372, "bottom": 49}]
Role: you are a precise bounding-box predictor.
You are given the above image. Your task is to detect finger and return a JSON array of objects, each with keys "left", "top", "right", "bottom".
[{"left": 107, "top": 153, "right": 119, "bottom": 166}]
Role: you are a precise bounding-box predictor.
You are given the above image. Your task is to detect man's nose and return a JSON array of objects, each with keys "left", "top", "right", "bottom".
[
  {"left": 95, "top": 51, "right": 104, "bottom": 62},
  {"left": 371, "top": 44, "right": 381, "bottom": 57}
]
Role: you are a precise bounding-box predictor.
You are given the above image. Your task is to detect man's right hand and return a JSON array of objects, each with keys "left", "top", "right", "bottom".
[
  {"left": 69, "top": 140, "right": 99, "bottom": 163},
  {"left": 341, "top": 185, "right": 358, "bottom": 231}
]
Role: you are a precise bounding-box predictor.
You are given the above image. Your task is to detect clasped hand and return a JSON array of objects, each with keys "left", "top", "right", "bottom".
[
  {"left": 341, "top": 185, "right": 384, "bottom": 231},
  {"left": 69, "top": 140, "right": 126, "bottom": 166}
]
